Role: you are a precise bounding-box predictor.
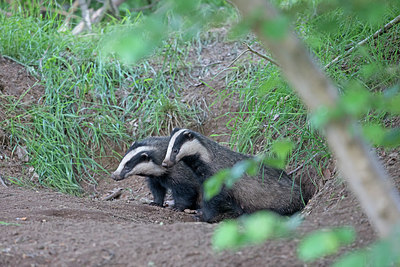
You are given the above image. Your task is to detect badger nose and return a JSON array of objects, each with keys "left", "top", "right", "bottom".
[
  {"left": 111, "top": 172, "right": 119, "bottom": 180},
  {"left": 162, "top": 160, "right": 172, "bottom": 168}
]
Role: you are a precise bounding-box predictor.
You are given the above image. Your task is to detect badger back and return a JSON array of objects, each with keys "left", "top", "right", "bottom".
[{"left": 111, "top": 137, "right": 168, "bottom": 180}]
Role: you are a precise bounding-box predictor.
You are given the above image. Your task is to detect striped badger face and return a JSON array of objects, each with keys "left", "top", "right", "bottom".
[
  {"left": 111, "top": 143, "right": 166, "bottom": 181},
  {"left": 162, "top": 128, "right": 210, "bottom": 168}
]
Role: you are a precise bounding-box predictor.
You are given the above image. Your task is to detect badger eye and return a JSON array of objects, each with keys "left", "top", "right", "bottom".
[
  {"left": 141, "top": 153, "right": 149, "bottom": 161},
  {"left": 173, "top": 148, "right": 179, "bottom": 154}
]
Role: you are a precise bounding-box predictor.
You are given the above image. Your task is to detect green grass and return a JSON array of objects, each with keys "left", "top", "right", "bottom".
[{"left": 0, "top": 0, "right": 398, "bottom": 194}]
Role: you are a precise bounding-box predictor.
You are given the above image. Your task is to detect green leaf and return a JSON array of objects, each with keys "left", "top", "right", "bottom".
[
  {"left": 228, "top": 161, "right": 248, "bottom": 185},
  {"left": 242, "top": 211, "right": 281, "bottom": 243},
  {"left": 204, "top": 169, "right": 229, "bottom": 200},
  {"left": 360, "top": 63, "right": 383, "bottom": 79},
  {"left": 263, "top": 157, "right": 285, "bottom": 169},
  {"left": 387, "top": 95, "right": 400, "bottom": 114},
  {"left": 310, "top": 106, "right": 334, "bottom": 129},
  {"left": 228, "top": 20, "right": 252, "bottom": 40},
  {"left": 242, "top": 211, "right": 300, "bottom": 243},
  {"left": 333, "top": 251, "right": 368, "bottom": 267},
  {"left": 338, "top": 0, "right": 386, "bottom": 26},
  {"left": 362, "top": 123, "right": 386, "bottom": 146},
  {"left": 370, "top": 240, "right": 394, "bottom": 267},
  {"left": 212, "top": 220, "right": 241, "bottom": 251},
  {"left": 363, "top": 124, "right": 400, "bottom": 148},
  {"left": 298, "top": 227, "right": 356, "bottom": 262},
  {"left": 381, "top": 128, "right": 400, "bottom": 148},
  {"left": 340, "top": 83, "right": 371, "bottom": 117},
  {"left": 261, "top": 16, "right": 290, "bottom": 40},
  {"left": 271, "top": 139, "right": 294, "bottom": 160}
]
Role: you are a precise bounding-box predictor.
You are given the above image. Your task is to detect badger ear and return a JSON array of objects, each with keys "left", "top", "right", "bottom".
[
  {"left": 172, "top": 128, "right": 181, "bottom": 135},
  {"left": 183, "top": 130, "right": 194, "bottom": 140},
  {"left": 141, "top": 153, "right": 149, "bottom": 161}
]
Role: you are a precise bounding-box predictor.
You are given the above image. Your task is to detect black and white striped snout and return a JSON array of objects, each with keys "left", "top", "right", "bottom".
[{"left": 111, "top": 171, "right": 123, "bottom": 181}]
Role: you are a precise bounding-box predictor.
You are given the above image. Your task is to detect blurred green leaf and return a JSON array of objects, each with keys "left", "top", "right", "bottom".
[
  {"left": 271, "top": 139, "right": 294, "bottom": 160},
  {"left": 204, "top": 169, "right": 229, "bottom": 200},
  {"left": 363, "top": 124, "right": 400, "bottom": 148},
  {"left": 242, "top": 211, "right": 282, "bottom": 243},
  {"left": 261, "top": 16, "right": 290, "bottom": 40},
  {"left": 360, "top": 63, "right": 384, "bottom": 79},
  {"left": 263, "top": 156, "right": 285, "bottom": 169},
  {"left": 212, "top": 211, "right": 302, "bottom": 251},
  {"left": 387, "top": 95, "right": 400, "bottom": 114},
  {"left": 228, "top": 20, "right": 252, "bottom": 40},
  {"left": 340, "top": 83, "right": 371, "bottom": 117},
  {"left": 333, "top": 251, "right": 368, "bottom": 267},
  {"left": 362, "top": 123, "right": 386, "bottom": 145},
  {"left": 310, "top": 106, "right": 332, "bottom": 129},
  {"left": 298, "top": 227, "right": 356, "bottom": 262},
  {"left": 338, "top": 0, "right": 386, "bottom": 26},
  {"left": 212, "top": 220, "right": 241, "bottom": 251},
  {"left": 316, "top": 16, "right": 340, "bottom": 34}
]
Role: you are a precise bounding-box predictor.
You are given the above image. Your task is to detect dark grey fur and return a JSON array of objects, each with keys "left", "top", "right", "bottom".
[
  {"left": 162, "top": 128, "right": 304, "bottom": 222},
  {"left": 112, "top": 136, "right": 201, "bottom": 211}
]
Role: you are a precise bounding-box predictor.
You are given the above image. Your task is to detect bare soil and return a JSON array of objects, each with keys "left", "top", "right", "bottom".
[{"left": 0, "top": 41, "right": 399, "bottom": 267}]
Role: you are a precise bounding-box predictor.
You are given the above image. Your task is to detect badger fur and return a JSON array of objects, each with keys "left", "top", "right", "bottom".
[
  {"left": 111, "top": 136, "right": 201, "bottom": 211},
  {"left": 162, "top": 128, "right": 304, "bottom": 222}
]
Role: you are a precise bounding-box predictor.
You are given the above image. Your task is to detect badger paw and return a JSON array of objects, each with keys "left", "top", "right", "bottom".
[{"left": 149, "top": 202, "right": 164, "bottom": 207}]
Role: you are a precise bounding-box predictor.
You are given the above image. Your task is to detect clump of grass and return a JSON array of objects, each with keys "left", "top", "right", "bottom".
[{"left": 0, "top": 1, "right": 213, "bottom": 194}]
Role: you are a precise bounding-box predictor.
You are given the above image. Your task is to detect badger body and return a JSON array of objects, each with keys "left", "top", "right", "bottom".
[
  {"left": 162, "top": 128, "right": 304, "bottom": 222},
  {"left": 111, "top": 136, "right": 201, "bottom": 211}
]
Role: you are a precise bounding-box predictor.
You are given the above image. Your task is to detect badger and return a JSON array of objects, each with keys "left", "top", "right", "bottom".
[
  {"left": 162, "top": 128, "right": 304, "bottom": 222},
  {"left": 111, "top": 136, "right": 201, "bottom": 211}
]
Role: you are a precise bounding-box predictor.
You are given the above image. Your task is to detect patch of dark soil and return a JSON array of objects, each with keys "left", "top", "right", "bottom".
[
  {"left": 0, "top": 55, "right": 44, "bottom": 108},
  {"left": 1, "top": 149, "right": 399, "bottom": 266},
  {"left": 0, "top": 55, "right": 46, "bottom": 188}
]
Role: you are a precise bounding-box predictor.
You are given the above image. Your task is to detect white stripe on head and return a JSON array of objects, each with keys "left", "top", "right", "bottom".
[
  {"left": 178, "top": 138, "right": 211, "bottom": 163},
  {"left": 113, "top": 146, "right": 154, "bottom": 176},
  {"left": 165, "top": 128, "right": 187, "bottom": 162},
  {"left": 128, "top": 161, "right": 165, "bottom": 177}
]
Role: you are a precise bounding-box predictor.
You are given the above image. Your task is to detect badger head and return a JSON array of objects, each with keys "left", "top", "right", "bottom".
[
  {"left": 162, "top": 128, "right": 210, "bottom": 168},
  {"left": 111, "top": 145, "right": 166, "bottom": 181}
]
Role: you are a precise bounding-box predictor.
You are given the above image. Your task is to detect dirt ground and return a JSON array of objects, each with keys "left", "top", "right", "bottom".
[{"left": 0, "top": 41, "right": 399, "bottom": 267}]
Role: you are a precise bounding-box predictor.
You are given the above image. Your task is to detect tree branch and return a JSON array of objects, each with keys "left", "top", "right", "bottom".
[
  {"left": 0, "top": 173, "right": 7, "bottom": 188},
  {"left": 72, "top": 0, "right": 126, "bottom": 35},
  {"left": 231, "top": 0, "right": 400, "bottom": 238},
  {"left": 78, "top": 0, "right": 92, "bottom": 32},
  {"left": 244, "top": 43, "right": 279, "bottom": 67}
]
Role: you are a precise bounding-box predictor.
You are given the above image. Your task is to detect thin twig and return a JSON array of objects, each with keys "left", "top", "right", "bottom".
[
  {"left": 72, "top": 0, "right": 126, "bottom": 35},
  {"left": 325, "top": 14, "right": 400, "bottom": 69},
  {"left": 244, "top": 43, "right": 279, "bottom": 67},
  {"left": 212, "top": 48, "right": 250, "bottom": 78},
  {"left": 0, "top": 174, "right": 8, "bottom": 188},
  {"left": 102, "top": 188, "right": 123, "bottom": 201},
  {"left": 58, "top": 0, "right": 80, "bottom": 33},
  {"left": 39, "top": 7, "right": 80, "bottom": 18},
  {"left": 288, "top": 152, "right": 319, "bottom": 175},
  {"left": 78, "top": 0, "right": 92, "bottom": 32},
  {"left": 107, "top": 0, "right": 119, "bottom": 18},
  {"left": 213, "top": 42, "right": 279, "bottom": 79}
]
